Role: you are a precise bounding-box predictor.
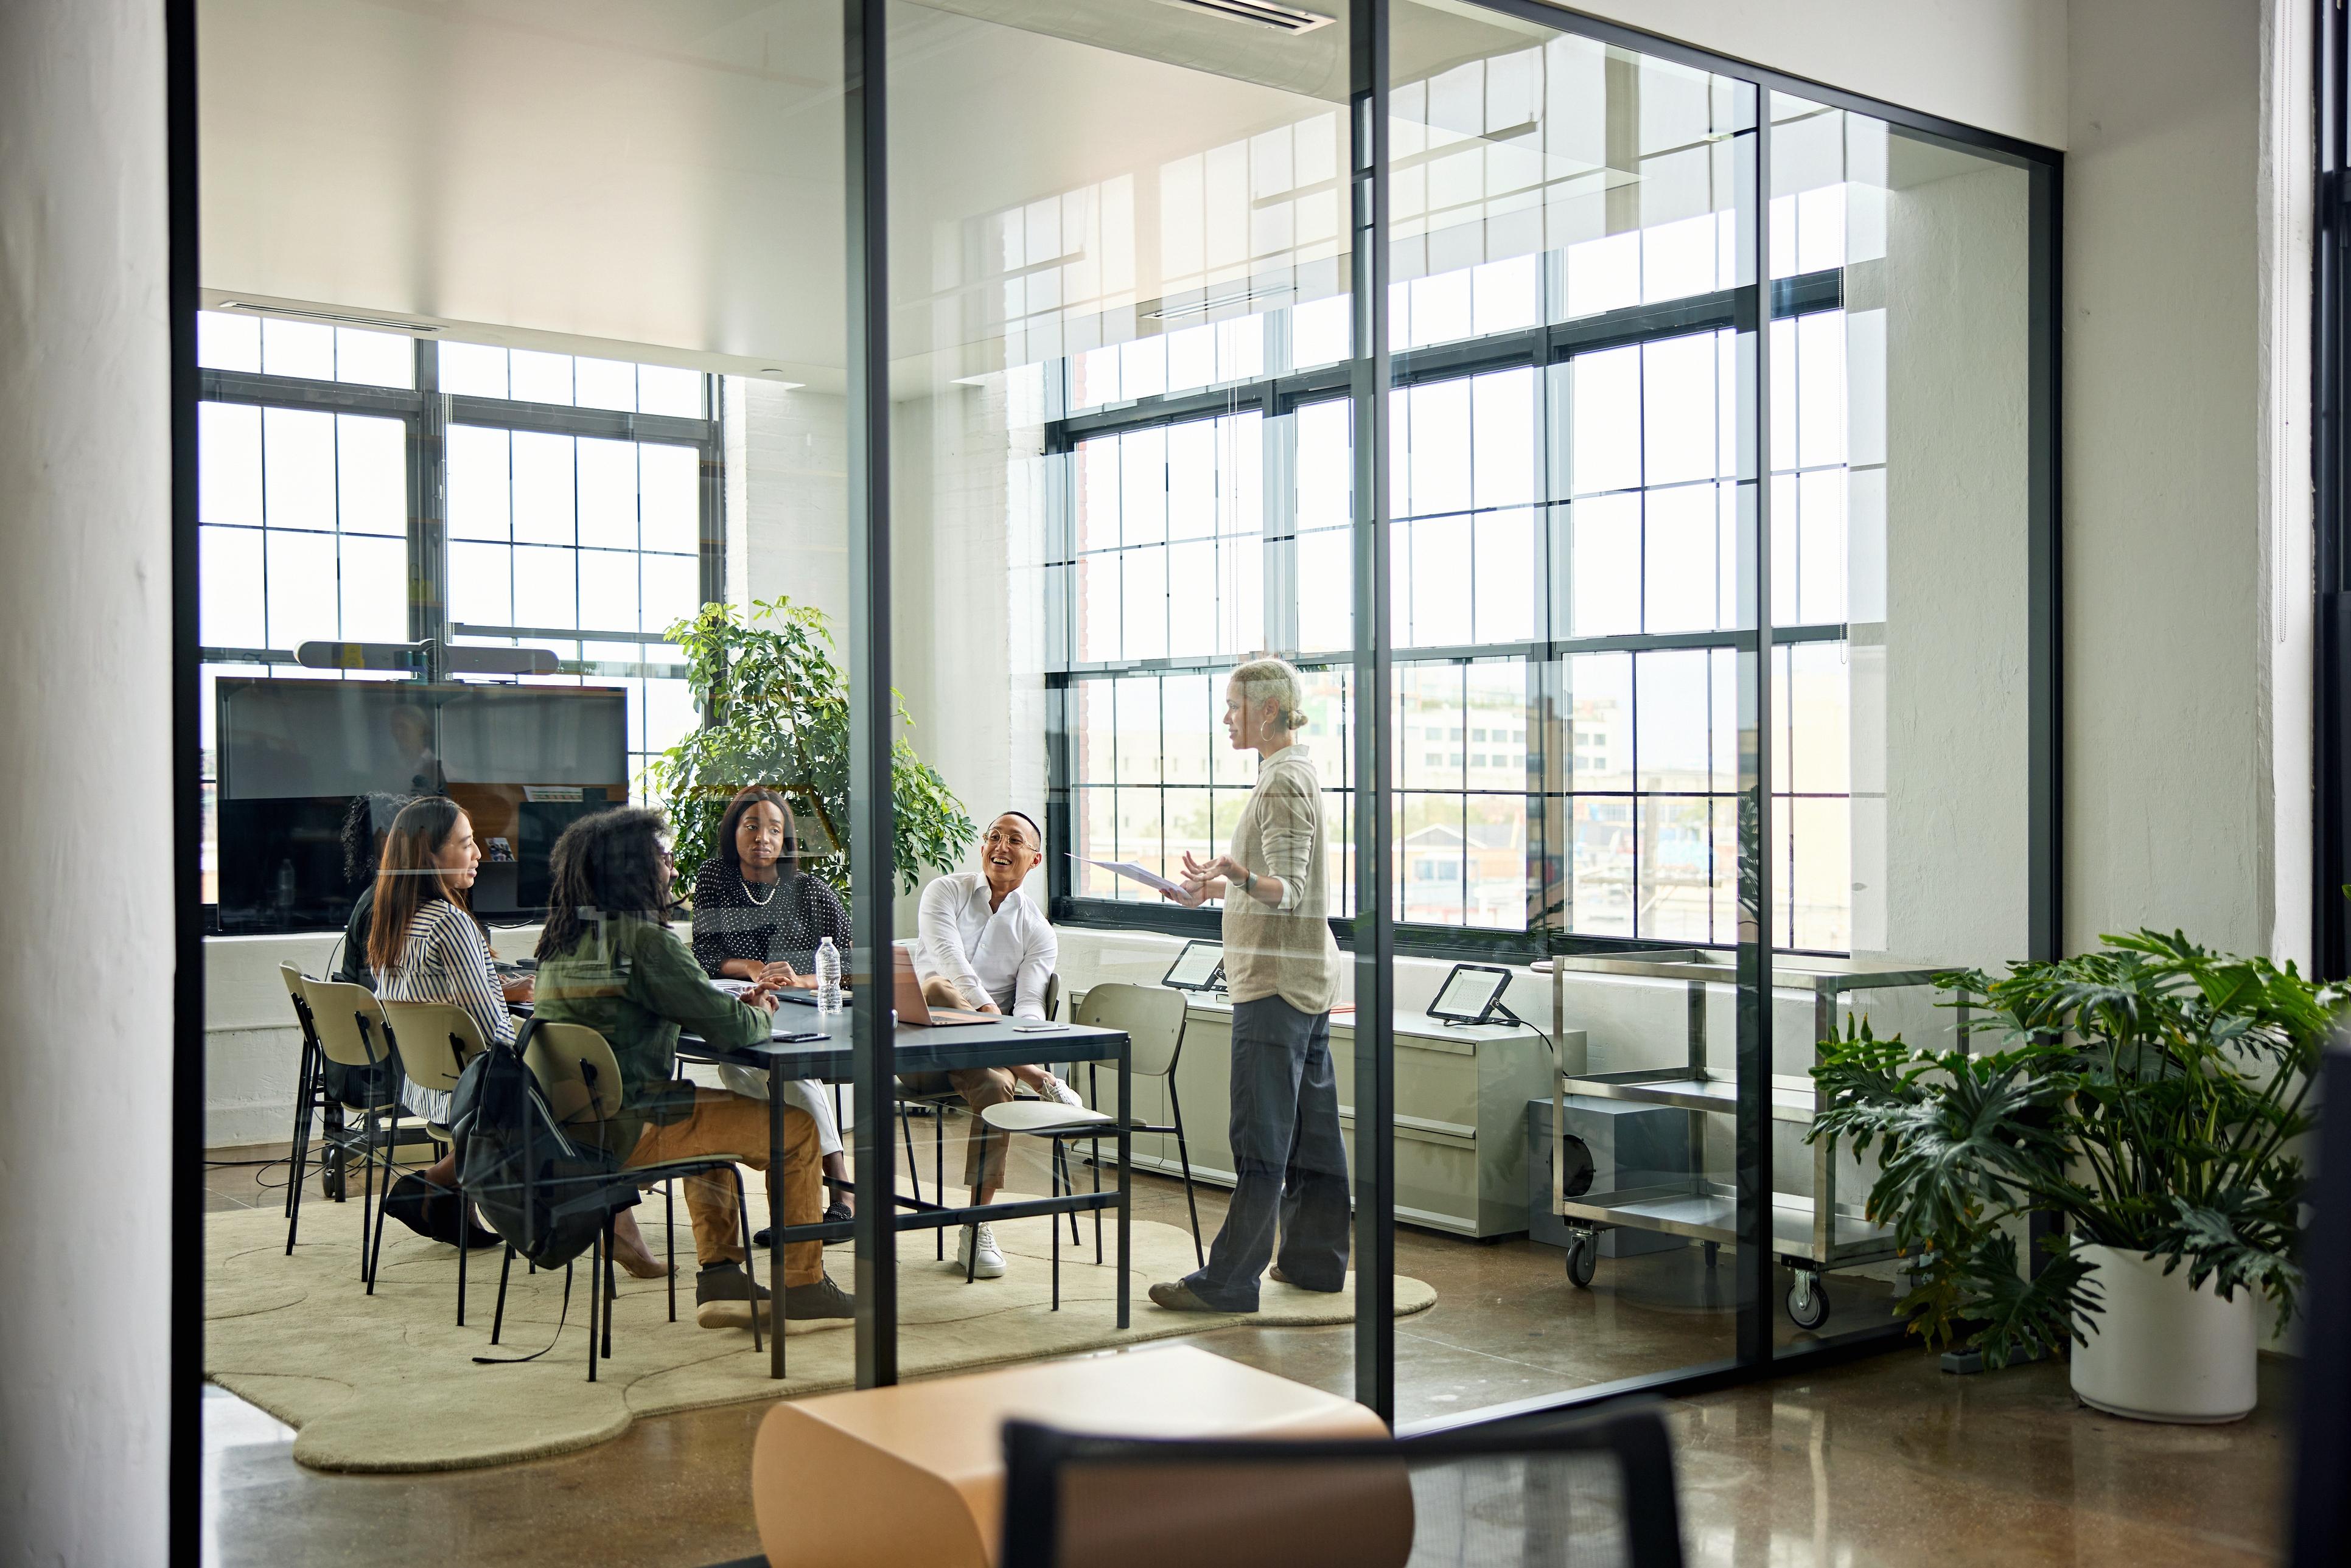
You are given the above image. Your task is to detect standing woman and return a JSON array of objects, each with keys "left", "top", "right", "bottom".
[
  {"left": 1150, "top": 658, "right": 1349, "bottom": 1312},
  {"left": 690, "top": 786, "right": 854, "bottom": 1222},
  {"left": 369, "top": 796, "right": 664, "bottom": 1274}
]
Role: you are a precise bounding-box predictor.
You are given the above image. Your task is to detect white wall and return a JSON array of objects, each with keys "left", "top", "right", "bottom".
[
  {"left": 1556, "top": 0, "right": 2066, "bottom": 150},
  {"left": 2063, "top": 0, "right": 2292, "bottom": 958},
  {"left": 0, "top": 0, "right": 174, "bottom": 1558}
]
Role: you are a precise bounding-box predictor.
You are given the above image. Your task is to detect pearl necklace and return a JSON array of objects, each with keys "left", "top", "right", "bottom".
[{"left": 741, "top": 873, "right": 778, "bottom": 907}]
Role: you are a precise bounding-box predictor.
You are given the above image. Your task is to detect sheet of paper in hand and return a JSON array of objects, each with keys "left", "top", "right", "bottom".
[{"left": 1069, "top": 853, "right": 1186, "bottom": 899}]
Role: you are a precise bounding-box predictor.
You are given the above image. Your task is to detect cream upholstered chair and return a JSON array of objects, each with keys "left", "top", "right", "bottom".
[
  {"left": 298, "top": 977, "right": 438, "bottom": 1288},
  {"left": 375, "top": 999, "right": 497, "bottom": 1323},
  {"left": 517, "top": 1020, "right": 769, "bottom": 1379},
  {"left": 977, "top": 981, "right": 1198, "bottom": 1305}
]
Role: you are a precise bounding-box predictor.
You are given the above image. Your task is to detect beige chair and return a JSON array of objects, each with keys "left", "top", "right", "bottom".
[
  {"left": 376, "top": 1000, "right": 495, "bottom": 1323},
  {"left": 297, "top": 977, "right": 439, "bottom": 1289},
  {"left": 517, "top": 1020, "right": 768, "bottom": 1379},
  {"left": 278, "top": 963, "right": 335, "bottom": 1255},
  {"left": 978, "top": 982, "right": 1200, "bottom": 1304}
]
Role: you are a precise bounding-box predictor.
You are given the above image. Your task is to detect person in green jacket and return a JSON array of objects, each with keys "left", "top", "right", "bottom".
[{"left": 533, "top": 807, "right": 853, "bottom": 1329}]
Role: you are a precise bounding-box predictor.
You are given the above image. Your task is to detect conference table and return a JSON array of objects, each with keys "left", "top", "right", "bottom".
[{"left": 675, "top": 1000, "right": 1134, "bottom": 1380}]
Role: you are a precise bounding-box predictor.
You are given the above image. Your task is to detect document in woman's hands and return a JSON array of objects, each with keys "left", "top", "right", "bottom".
[{"left": 1069, "top": 853, "right": 1186, "bottom": 899}]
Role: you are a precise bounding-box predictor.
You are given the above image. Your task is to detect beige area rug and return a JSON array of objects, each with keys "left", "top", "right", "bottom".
[{"left": 206, "top": 1191, "right": 1434, "bottom": 1474}]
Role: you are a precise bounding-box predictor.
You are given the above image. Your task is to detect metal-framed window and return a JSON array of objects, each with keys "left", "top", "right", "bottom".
[
  {"left": 1044, "top": 270, "right": 1859, "bottom": 957},
  {"left": 192, "top": 313, "right": 723, "bottom": 911}
]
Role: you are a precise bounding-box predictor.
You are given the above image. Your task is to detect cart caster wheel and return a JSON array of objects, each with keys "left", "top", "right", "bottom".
[
  {"left": 1787, "top": 1271, "right": 1831, "bottom": 1329},
  {"left": 320, "top": 1155, "right": 345, "bottom": 1203},
  {"left": 1565, "top": 1235, "right": 1597, "bottom": 1290}
]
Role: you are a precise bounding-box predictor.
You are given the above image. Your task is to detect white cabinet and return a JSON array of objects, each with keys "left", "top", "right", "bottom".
[{"left": 1071, "top": 992, "right": 1574, "bottom": 1238}]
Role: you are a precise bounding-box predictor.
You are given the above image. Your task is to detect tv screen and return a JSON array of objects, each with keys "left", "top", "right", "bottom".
[{"left": 214, "top": 679, "right": 631, "bottom": 934}]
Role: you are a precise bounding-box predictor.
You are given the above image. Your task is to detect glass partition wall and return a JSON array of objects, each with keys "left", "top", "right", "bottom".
[
  {"left": 190, "top": 0, "right": 2053, "bottom": 1440},
  {"left": 860, "top": 0, "right": 2053, "bottom": 1425}
]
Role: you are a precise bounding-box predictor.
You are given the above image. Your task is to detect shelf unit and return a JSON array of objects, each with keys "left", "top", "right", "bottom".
[{"left": 1539, "top": 949, "right": 1965, "bottom": 1328}]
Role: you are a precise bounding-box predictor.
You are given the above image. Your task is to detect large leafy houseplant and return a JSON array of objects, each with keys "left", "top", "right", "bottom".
[
  {"left": 650, "top": 597, "right": 977, "bottom": 896},
  {"left": 1808, "top": 930, "right": 2336, "bottom": 1369}
]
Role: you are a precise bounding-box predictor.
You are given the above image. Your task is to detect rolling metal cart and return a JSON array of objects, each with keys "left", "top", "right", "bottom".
[{"left": 1535, "top": 950, "right": 1965, "bottom": 1329}]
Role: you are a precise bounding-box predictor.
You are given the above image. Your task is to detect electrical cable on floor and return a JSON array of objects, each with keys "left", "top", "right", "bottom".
[{"left": 473, "top": 1257, "right": 574, "bottom": 1365}]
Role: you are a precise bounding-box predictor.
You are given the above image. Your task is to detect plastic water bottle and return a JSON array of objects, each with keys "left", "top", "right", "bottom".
[{"left": 816, "top": 937, "right": 842, "bottom": 1016}]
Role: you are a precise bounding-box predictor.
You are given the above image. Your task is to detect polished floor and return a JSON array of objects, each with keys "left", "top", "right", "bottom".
[{"left": 206, "top": 1127, "right": 2291, "bottom": 1566}]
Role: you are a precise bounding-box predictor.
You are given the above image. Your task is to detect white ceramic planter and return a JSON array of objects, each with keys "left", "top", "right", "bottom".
[{"left": 2069, "top": 1243, "right": 2257, "bottom": 1423}]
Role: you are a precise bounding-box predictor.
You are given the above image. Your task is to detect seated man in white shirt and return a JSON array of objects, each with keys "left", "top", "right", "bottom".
[{"left": 902, "top": 809, "right": 1081, "bottom": 1280}]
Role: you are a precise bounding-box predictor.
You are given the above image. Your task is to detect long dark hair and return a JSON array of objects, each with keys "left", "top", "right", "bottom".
[
  {"left": 713, "top": 786, "right": 801, "bottom": 881},
  {"left": 537, "top": 806, "right": 673, "bottom": 962},
  {"left": 366, "top": 796, "right": 473, "bottom": 975},
  {"left": 342, "top": 792, "right": 412, "bottom": 887}
]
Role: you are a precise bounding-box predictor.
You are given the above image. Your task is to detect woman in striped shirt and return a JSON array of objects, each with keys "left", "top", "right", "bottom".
[{"left": 368, "top": 797, "right": 666, "bottom": 1274}]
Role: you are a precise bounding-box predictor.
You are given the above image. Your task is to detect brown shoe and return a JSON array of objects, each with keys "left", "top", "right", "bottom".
[{"left": 693, "top": 1260, "right": 769, "bottom": 1329}]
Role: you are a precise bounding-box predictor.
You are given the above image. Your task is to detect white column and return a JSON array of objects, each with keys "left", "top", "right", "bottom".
[{"left": 0, "top": 1, "right": 174, "bottom": 1559}]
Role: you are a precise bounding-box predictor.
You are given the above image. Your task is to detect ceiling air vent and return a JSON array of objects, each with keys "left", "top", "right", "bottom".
[
  {"left": 1148, "top": 0, "right": 1335, "bottom": 33},
  {"left": 214, "top": 301, "right": 441, "bottom": 335}
]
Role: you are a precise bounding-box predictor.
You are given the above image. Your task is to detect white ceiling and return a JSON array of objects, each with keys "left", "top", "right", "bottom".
[{"left": 198, "top": 0, "right": 1518, "bottom": 390}]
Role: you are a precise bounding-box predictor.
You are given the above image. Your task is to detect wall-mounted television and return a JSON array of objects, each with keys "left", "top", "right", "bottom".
[{"left": 214, "top": 678, "right": 631, "bottom": 934}]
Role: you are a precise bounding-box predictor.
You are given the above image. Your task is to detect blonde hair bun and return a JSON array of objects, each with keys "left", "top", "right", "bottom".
[{"left": 1231, "top": 657, "right": 1310, "bottom": 733}]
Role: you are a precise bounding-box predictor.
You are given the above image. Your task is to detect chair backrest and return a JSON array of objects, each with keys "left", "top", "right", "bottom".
[
  {"left": 378, "top": 999, "right": 490, "bottom": 1095},
  {"left": 279, "top": 963, "right": 319, "bottom": 1038},
  {"left": 1071, "top": 983, "right": 1188, "bottom": 1081},
  {"left": 999, "top": 1404, "right": 1685, "bottom": 1568},
  {"left": 524, "top": 1020, "right": 627, "bottom": 1128},
  {"left": 299, "top": 977, "right": 394, "bottom": 1070},
  {"left": 1044, "top": 972, "right": 1063, "bottom": 1023}
]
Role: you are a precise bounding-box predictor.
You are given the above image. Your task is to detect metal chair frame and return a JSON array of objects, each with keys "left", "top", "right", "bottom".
[{"left": 497, "top": 1020, "right": 774, "bottom": 1379}]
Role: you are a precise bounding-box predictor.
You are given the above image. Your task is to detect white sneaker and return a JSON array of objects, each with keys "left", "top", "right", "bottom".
[
  {"left": 957, "top": 1222, "right": 1006, "bottom": 1279},
  {"left": 1037, "top": 1074, "right": 1084, "bottom": 1109}
]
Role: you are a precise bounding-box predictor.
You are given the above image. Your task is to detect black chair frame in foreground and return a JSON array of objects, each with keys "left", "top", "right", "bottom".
[{"left": 999, "top": 1403, "right": 1686, "bottom": 1568}]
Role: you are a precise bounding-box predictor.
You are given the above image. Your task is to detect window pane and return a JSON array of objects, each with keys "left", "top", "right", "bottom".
[
  {"left": 638, "top": 365, "right": 703, "bottom": 417},
  {"left": 446, "top": 540, "right": 512, "bottom": 627},
  {"left": 575, "top": 357, "right": 637, "bottom": 412},
  {"left": 260, "top": 408, "right": 335, "bottom": 533},
  {"left": 334, "top": 327, "right": 414, "bottom": 389},
  {"left": 577, "top": 439, "right": 638, "bottom": 549},
  {"left": 578, "top": 549, "right": 638, "bottom": 633},
  {"left": 264, "top": 530, "right": 338, "bottom": 649},
  {"left": 1567, "top": 493, "right": 1639, "bottom": 636},
  {"left": 509, "top": 349, "right": 575, "bottom": 405},
  {"left": 199, "top": 526, "right": 265, "bottom": 647},
  {"left": 512, "top": 543, "right": 576, "bottom": 630},
  {"left": 446, "top": 426, "right": 511, "bottom": 542},
  {"left": 199, "top": 403, "right": 261, "bottom": 527},
  {"left": 438, "top": 341, "right": 509, "bottom": 398},
  {"left": 641, "top": 552, "right": 699, "bottom": 633},
  {"left": 260, "top": 319, "right": 333, "bottom": 381},
  {"left": 510, "top": 431, "right": 576, "bottom": 546},
  {"left": 640, "top": 444, "right": 700, "bottom": 555},
  {"left": 336, "top": 414, "right": 407, "bottom": 537},
  {"left": 339, "top": 533, "right": 408, "bottom": 643},
  {"left": 198, "top": 311, "right": 260, "bottom": 372}
]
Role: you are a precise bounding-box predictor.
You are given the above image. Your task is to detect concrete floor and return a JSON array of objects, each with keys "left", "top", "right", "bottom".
[{"left": 204, "top": 1124, "right": 2292, "bottom": 1566}]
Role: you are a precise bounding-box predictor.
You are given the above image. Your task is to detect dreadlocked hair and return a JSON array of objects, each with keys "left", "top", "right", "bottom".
[{"left": 536, "top": 806, "right": 674, "bottom": 963}]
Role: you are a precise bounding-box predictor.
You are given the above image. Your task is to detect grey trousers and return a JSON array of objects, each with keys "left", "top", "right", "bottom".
[{"left": 1184, "top": 994, "right": 1350, "bottom": 1309}]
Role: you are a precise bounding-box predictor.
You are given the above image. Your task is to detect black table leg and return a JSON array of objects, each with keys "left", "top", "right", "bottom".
[
  {"left": 1117, "top": 1044, "right": 1130, "bottom": 1329},
  {"left": 769, "top": 1054, "right": 786, "bottom": 1381}
]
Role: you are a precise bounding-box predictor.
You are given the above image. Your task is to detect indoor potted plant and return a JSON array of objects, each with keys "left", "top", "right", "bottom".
[
  {"left": 651, "top": 596, "right": 977, "bottom": 894},
  {"left": 1809, "top": 929, "right": 2333, "bottom": 1421}
]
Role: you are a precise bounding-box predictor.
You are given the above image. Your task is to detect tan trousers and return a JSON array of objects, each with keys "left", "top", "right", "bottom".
[
  {"left": 626, "top": 1088, "right": 822, "bottom": 1286},
  {"left": 897, "top": 1065, "right": 1018, "bottom": 1192}
]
